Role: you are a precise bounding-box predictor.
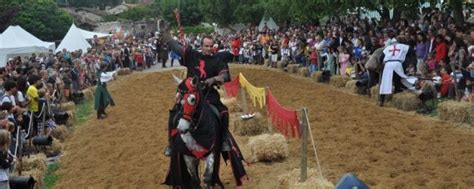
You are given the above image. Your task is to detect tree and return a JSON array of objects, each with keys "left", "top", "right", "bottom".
[
  {"left": 13, "top": 1, "right": 73, "bottom": 41},
  {"left": 0, "top": 0, "right": 20, "bottom": 32}
]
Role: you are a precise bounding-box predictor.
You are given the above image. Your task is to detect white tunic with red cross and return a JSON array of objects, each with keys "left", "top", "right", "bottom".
[
  {"left": 383, "top": 43, "right": 409, "bottom": 63},
  {"left": 379, "top": 43, "right": 411, "bottom": 95}
]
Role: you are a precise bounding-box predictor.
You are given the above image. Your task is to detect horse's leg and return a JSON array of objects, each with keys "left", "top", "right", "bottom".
[
  {"left": 203, "top": 152, "right": 216, "bottom": 189},
  {"left": 183, "top": 154, "right": 200, "bottom": 186}
]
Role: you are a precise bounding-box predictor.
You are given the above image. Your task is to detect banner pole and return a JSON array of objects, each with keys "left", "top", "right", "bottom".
[{"left": 303, "top": 108, "right": 323, "bottom": 178}]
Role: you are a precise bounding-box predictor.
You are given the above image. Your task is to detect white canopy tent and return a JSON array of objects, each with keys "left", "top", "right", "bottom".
[
  {"left": 77, "top": 26, "right": 111, "bottom": 39},
  {"left": 56, "top": 24, "right": 91, "bottom": 53},
  {"left": 0, "top": 25, "right": 55, "bottom": 67},
  {"left": 258, "top": 17, "right": 279, "bottom": 32}
]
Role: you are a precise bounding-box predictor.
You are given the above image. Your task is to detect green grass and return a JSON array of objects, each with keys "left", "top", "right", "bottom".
[
  {"left": 44, "top": 99, "right": 93, "bottom": 188},
  {"left": 44, "top": 163, "right": 60, "bottom": 189},
  {"left": 74, "top": 100, "right": 93, "bottom": 125}
]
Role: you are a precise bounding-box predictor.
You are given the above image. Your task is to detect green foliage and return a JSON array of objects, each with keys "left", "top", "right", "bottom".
[
  {"left": 12, "top": 1, "right": 73, "bottom": 41},
  {"left": 117, "top": 6, "right": 153, "bottom": 21},
  {"left": 157, "top": 0, "right": 203, "bottom": 26},
  {"left": 183, "top": 25, "right": 214, "bottom": 34},
  {"left": 67, "top": 0, "right": 122, "bottom": 8}
]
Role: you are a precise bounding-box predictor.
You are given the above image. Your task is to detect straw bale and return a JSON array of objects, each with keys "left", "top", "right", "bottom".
[
  {"left": 90, "top": 86, "right": 97, "bottom": 93},
  {"left": 278, "top": 168, "right": 334, "bottom": 189},
  {"left": 345, "top": 80, "right": 358, "bottom": 93},
  {"left": 222, "top": 97, "right": 242, "bottom": 113},
  {"left": 329, "top": 75, "right": 349, "bottom": 88},
  {"left": 50, "top": 125, "right": 70, "bottom": 142},
  {"left": 247, "top": 133, "right": 288, "bottom": 162},
  {"left": 370, "top": 85, "right": 393, "bottom": 101},
  {"left": 82, "top": 88, "right": 93, "bottom": 100},
  {"left": 232, "top": 113, "right": 267, "bottom": 136},
  {"left": 46, "top": 139, "right": 64, "bottom": 157},
  {"left": 310, "top": 71, "right": 323, "bottom": 82},
  {"left": 438, "top": 101, "right": 474, "bottom": 124},
  {"left": 60, "top": 102, "right": 75, "bottom": 111},
  {"left": 117, "top": 68, "right": 131, "bottom": 75},
  {"left": 263, "top": 59, "right": 270, "bottom": 67},
  {"left": 19, "top": 153, "right": 47, "bottom": 173},
  {"left": 392, "top": 92, "right": 422, "bottom": 111},
  {"left": 287, "top": 64, "right": 298, "bottom": 74},
  {"left": 179, "top": 70, "right": 187, "bottom": 79},
  {"left": 277, "top": 61, "right": 286, "bottom": 71},
  {"left": 66, "top": 110, "right": 75, "bottom": 126},
  {"left": 298, "top": 67, "right": 310, "bottom": 77}
]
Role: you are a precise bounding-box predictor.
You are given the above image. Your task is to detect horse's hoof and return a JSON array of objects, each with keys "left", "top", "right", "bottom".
[{"left": 164, "top": 146, "right": 172, "bottom": 157}]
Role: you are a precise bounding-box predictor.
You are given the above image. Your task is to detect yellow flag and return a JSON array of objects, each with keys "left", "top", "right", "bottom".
[{"left": 239, "top": 73, "right": 266, "bottom": 108}]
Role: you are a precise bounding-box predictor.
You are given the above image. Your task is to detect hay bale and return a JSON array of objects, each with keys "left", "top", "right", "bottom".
[
  {"left": 20, "top": 169, "right": 44, "bottom": 189},
  {"left": 19, "top": 153, "right": 47, "bottom": 173},
  {"left": 50, "top": 125, "right": 70, "bottom": 142},
  {"left": 232, "top": 113, "right": 267, "bottom": 136},
  {"left": 46, "top": 139, "right": 64, "bottom": 157},
  {"left": 66, "top": 110, "right": 75, "bottom": 126},
  {"left": 278, "top": 168, "right": 334, "bottom": 189},
  {"left": 263, "top": 59, "right": 270, "bottom": 67},
  {"left": 222, "top": 97, "right": 242, "bottom": 113},
  {"left": 329, "top": 75, "right": 348, "bottom": 88},
  {"left": 392, "top": 92, "right": 422, "bottom": 111},
  {"left": 369, "top": 85, "right": 393, "bottom": 101},
  {"left": 345, "top": 80, "right": 358, "bottom": 93},
  {"left": 277, "top": 61, "right": 285, "bottom": 71},
  {"left": 118, "top": 68, "right": 131, "bottom": 75},
  {"left": 60, "top": 102, "right": 75, "bottom": 111},
  {"left": 438, "top": 101, "right": 474, "bottom": 124},
  {"left": 310, "top": 71, "right": 323, "bottom": 82},
  {"left": 287, "top": 64, "right": 298, "bottom": 74},
  {"left": 179, "top": 70, "right": 187, "bottom": 79},
  {"left": 298, "top": 67, "right": 310, "bottom": 77},
  {"left": 247, "top": 133, "right": 288, "bottom": 162},
  {"left": 82, "top": 88, "right": 93, "bottom": 100},
  {"left": 90, "top": 86, "right": 97, "bottom": 93}
]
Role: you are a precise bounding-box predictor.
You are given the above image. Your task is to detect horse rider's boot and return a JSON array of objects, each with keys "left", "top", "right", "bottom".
[{"left": 163, "top": 146, "right": 172, "bottom": 157}]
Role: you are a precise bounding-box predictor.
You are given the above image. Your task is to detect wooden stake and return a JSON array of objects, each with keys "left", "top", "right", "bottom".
[
  {"left": 239, "top": 85, "right": 248, "bottom": 113},
  {"left": 299, "top": 108, "right": 308, "bottom": 182}
]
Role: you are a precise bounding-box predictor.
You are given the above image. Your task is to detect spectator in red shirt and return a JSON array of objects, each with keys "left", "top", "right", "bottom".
[{"left": 434, "top": 35, "right": 448, "bottom": 64}]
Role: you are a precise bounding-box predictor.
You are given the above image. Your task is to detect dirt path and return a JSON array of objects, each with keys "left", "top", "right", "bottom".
[{"left": 55, "top": 65, "right": 474, "bottom": 189}]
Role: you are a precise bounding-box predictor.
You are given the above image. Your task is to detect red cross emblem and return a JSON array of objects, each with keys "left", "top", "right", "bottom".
[{"left": 389, "top": 44, "right": 400, "bottom": 56}]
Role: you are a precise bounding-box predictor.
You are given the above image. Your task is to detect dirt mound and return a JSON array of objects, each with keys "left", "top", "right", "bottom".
[{"left": 55, "top": 65, "right": 474, "bottom": 188}]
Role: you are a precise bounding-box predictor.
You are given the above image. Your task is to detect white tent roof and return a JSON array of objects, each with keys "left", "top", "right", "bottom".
[
  {"left": 56, "top": 24, "right": 91, "bottom": 53},
  {"left": 258, "top": 17, "right": 279, "bottom": 32},
  {"left": 78, "top": 26, "right": 110, "bottom": 39},
  {"left": 0, "top": 25, "right": 55, "bottom": 67}
]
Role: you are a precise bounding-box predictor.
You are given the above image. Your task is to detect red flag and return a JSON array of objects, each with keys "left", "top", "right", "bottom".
[
  {"left": 224, "top": 76, "right": 240, "bottom": 97},
  {"left": 266, "top": 89, "right": 300, "bottom": 138}
]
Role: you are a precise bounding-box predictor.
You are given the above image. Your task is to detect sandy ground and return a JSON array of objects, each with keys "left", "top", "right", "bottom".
[{"left": 55, "top": 65, "right": 474, "bottom": 189}]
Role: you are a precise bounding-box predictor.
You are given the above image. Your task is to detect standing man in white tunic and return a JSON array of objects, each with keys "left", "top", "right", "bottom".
[{"left": 378, "top": 42, "right": 412, "bottom": 106}]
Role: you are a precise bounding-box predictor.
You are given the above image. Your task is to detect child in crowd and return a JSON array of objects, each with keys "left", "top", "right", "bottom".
[{"left": 0, "top": 129, "right": 14, "bottom": 189}]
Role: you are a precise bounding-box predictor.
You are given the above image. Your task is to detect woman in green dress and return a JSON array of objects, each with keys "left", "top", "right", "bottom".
[{"left": 94, "top": 63, "right": 117, "bottom": 119}]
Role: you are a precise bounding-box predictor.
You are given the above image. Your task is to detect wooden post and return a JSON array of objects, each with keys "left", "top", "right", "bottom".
[
  {"left": 240, "top": 85, "right": 248, "bottom": 113},
  {"left": 299, "top": 107, "right": 308, "bottom": 182},
  {"left": 265, "top": 87, "right": 273, "bottom": 133}
]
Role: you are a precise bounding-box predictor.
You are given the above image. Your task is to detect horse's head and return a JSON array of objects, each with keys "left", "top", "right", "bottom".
[{"left": 175, "top": 76, "right": 204, "bottom": 133}]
